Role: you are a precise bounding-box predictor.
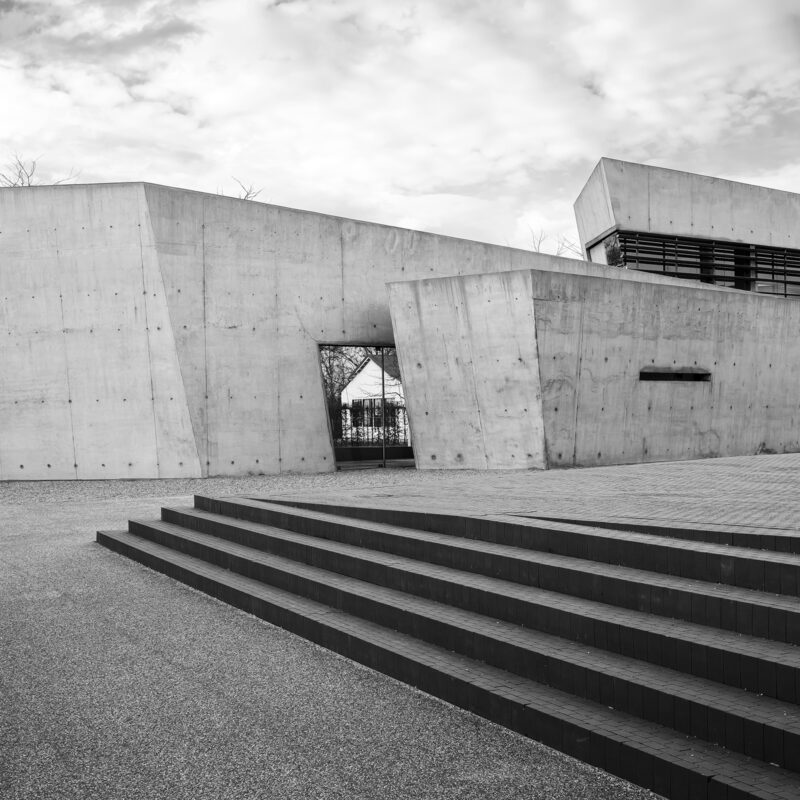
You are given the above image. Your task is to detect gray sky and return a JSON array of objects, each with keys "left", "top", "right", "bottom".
[{"left": 2, "top": 0, "right": 799, "bottom": 252}]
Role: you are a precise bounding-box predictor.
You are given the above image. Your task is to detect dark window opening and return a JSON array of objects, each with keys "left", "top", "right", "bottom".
[
  {"left": 351, "top": 397, "right": 400, "bottom": 428},
  {"left": 640, "top": 368, "right": 711, "bottom": 382},
  {"left": 600, "top": 230, "right": 800, "bottom": 298}
]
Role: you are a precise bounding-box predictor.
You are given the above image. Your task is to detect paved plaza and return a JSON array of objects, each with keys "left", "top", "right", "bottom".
[
  {"left": 3, "top": 453, "right": 799, "bottom": 799},
  {"left": 274, "top": 452, "right": 800, "bottom": 533}
]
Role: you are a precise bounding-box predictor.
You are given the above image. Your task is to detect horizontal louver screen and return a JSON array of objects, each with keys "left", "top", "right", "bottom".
[{"left": 607, "top": 231, "right": 800, "bottom": 297}]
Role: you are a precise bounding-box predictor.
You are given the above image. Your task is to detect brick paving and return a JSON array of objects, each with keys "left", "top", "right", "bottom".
[{"left": 267, "top": 453, "right": 800, "bottom": 533}]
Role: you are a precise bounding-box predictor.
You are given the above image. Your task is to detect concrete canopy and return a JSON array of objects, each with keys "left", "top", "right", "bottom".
[{"left": 574, "top": 157, "right": 800, "bottom": 255}]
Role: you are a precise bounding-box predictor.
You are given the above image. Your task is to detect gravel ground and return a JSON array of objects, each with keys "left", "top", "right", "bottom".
[{"left": 0, "top": 471, "right": 660, "bottom": 800}]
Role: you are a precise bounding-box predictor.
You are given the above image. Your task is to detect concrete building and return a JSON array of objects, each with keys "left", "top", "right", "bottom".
[
  {"left": 2, "top": 161, "right": 799, "bottom": 478},
  {"left": 0, "top": 182, "right": 577, "bottom": 480}
]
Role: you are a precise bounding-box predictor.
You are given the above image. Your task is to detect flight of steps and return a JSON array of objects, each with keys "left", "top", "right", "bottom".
[{"left": 97, "top": 496, "right": 800, "bottom": 800}]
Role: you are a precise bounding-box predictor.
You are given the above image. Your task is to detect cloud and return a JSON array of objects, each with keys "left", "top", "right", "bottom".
[
  {"left": 57, "top": 17, "right": 199, "bottom": 59},
  {"left": 563, "top": 0, "right": 800, "bottom": 155},
  {"left": 1, "top": 0, "right": 799, "bottom": 251},
  {"left": 0, "top": 1, "right": 201, "bottom": 67}
]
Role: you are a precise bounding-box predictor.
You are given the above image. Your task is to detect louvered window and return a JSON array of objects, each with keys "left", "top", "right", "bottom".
[{"left": 600, "top": 231, "right": 800, "bottom": 297}]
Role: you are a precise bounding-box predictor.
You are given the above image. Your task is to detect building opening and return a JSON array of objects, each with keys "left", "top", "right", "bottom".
[{"left": 318, "top": 345, "right": 414, "bottom": 468}]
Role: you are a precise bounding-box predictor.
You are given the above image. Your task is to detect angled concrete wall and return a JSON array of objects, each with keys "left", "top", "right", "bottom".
[
  {"left": 388, "top": 270, "right": 547, "bottom": 470},
  {"left": 574, "top": 157, "right": 800, "bottom": 253},
  {"left": 389, "top": 266, "right": 800, "bottom": 470},
  {"left": 1, "top": 182, "right": 587, "bottom": 479},
  {"left": 0, "top": 184, "right": 200, "bottom": 480}
]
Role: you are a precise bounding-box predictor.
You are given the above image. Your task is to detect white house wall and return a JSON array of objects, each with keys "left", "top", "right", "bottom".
[{"left": 341, "top": 360, "right": 404, "bottom": 404}]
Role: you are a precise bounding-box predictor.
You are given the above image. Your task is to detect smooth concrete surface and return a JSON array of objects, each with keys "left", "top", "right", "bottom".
[
  {"left": 533, "top": 269, "right": 800, "bottom": 467},
  {"left": 575, "top": 157, "right": 800, "bottom": 251},
  {"left": 1, "top": 182, "right": 588, "bottom": 480},
  {"left": 390, "top": 267, "right": 800, "bottom": 470},
  {"left": 0, "top": 184, "right": 201, "bottom": 481},
  {"left": 389, "top": 270, "right": 547, "bottom": 470},
  {"left": 1, "top": 471, "right": 661, "bottom": 800}
]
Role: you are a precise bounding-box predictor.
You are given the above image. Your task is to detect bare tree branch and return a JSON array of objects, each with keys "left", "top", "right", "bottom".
[
  {"left": 231, "top": 177, "right": 263, "bottom": 201},
  {"left": 319, "top": 346, "right": 367, "bottom": 404},
  {"left": 528, "top": 225, "right": 584, "bottom": 260},
  {"left": 528, "top": 225, "right": 548, "bottom": 253},
  {"left": 0, "top": 155, "right": 79, "bottom": 187},
  {"left": 51, "top": 166, "right": 81, "bottom": 185},
  {"left": 0, "top": 155, "right": 38, "bottom": 187},
  {"left": 555, "top": 235, "right": 584, "bottom": 259}
]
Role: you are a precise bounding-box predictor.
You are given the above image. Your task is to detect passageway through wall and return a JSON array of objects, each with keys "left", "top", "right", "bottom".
[{"left": 318, "top": 345, "right": 414, "bottom": 468}]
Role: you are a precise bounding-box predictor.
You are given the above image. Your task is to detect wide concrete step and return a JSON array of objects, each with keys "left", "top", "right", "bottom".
[
  {"left": 148, "top": 510, "right": 800, "bottom": 702},
  {"left": 123, "top": 517, "right": 800, "bottom": 768},
  {"left": 208, "top": 497, "right": 800, "bottom": 597},
  {"left": 170, "top": 504, "right": 800, "bottom": 647},
  {"left": 96, "top": 528, "right": 800, "bottom": 800},
  {"left": 259, "top": 499, "right": 800, "bottom": 555},
  {"left": 527, "top": 515, "right": 800, "bottom": 555}
]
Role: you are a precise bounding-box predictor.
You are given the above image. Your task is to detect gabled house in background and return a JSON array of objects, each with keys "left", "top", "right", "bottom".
[
  {"left": 341, "top": 352, "right": 404, "bottom": 405},
  {"left": 340, "top": 352, "right": 408, "bottom": 445}
]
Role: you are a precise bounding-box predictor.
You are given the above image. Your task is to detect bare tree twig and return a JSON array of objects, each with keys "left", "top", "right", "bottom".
[
  {"left": 231, "top": 177, "right": 263, "bottom": 201},
  {"left": 0, "top": 155, "right": 38, "bottom": 187},
  {"left": 51, "top": 166, "right": 81, "bottom": 185},
  {"left": 0, "top": 155, "right": 79, "bottom": 187},
  {"left": 555, "top": 235, "right": 584, "bottom": 258},
  {"left": 528, "top": 225, "right": 584, "bottom": 260},
  {"left": 528, "top": 225, "right": 548, "bottom": 253}
]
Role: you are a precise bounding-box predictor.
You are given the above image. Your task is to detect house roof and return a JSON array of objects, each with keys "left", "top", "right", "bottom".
[
  {"left": 365, "top": 352, "right": 402, "bottom": 381},
  {"left": 345, "top": 351, "right": 403, "bottom": 387}
]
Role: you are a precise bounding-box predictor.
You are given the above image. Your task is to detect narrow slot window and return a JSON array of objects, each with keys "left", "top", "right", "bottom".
[{"left": 639, "top": 368, "right": 711, "bottom": 382}]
